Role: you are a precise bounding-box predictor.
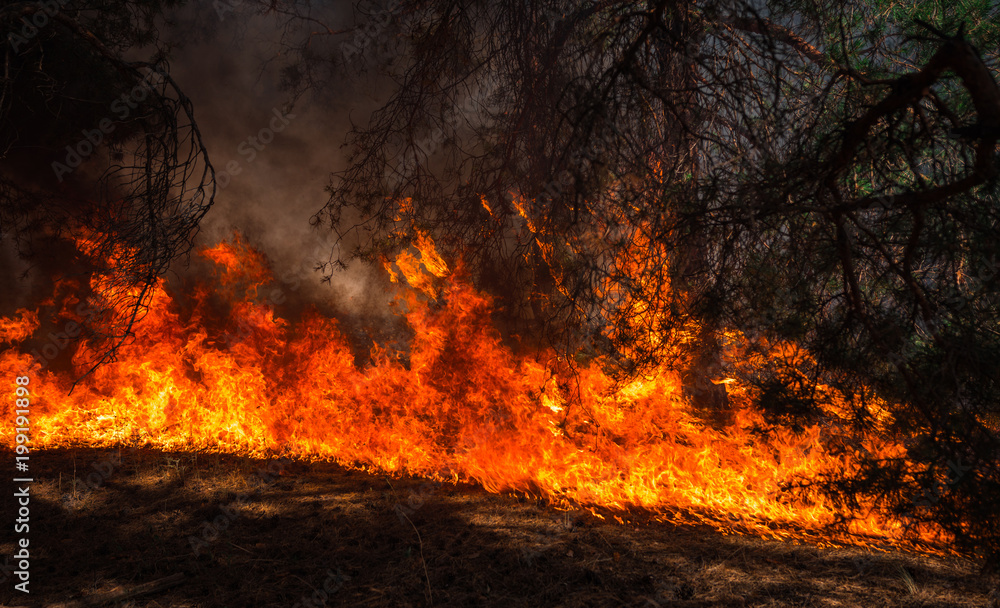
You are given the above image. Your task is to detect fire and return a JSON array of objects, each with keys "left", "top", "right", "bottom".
[
  {"left": 1, "top": 232, "right": 951, "bottom": 555},
  {"left": 0, "top": 310, "right": 38, "bottom": 343}
]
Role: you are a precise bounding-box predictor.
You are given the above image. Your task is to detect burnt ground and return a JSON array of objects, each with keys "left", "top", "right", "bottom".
[{"left": 0, "top": 448, "right": 996, "bottom": 608}]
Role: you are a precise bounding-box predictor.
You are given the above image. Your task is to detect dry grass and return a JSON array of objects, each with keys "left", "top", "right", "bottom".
[{"left": 0, "top": 447, "right": 995, "bottom": 607}]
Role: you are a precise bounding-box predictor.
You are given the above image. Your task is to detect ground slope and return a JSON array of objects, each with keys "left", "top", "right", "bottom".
[{"left": 0, "top": 448, "right": 995, "bottom": 607}]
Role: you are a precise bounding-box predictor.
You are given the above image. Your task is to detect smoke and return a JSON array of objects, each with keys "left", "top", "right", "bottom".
[
  {"left": 1, "top": 1, "right": 411, "bottom": 361},
  {"left": 0, "top": 236, "right": 32, "bottom": 311},
  {"left": 160, "top": 2, "right": 397, "bottom": 323}
]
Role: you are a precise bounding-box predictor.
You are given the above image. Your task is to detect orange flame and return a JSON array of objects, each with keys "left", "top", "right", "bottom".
[{"left": 0, "top": 232, "right": 951, "bottom": 555}]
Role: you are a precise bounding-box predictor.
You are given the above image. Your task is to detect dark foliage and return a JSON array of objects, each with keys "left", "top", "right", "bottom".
[
  {"left": 0, "top": 0, "right": 216, "bottom": 378},
  {"left": 303, "top": 0, "right": 1000, "bottom": 568}
]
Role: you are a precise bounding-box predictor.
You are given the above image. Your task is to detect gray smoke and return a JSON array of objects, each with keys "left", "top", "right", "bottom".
[
  {"left": 1, "top": 1, "right": 407, "bottom": 352},
  {"left": 161, "top": 2, "right": 397, "bottom": 322}
]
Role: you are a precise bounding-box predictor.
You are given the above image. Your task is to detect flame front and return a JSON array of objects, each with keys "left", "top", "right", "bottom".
[{"left": 1, "top": 233, "right": 949, "bottom": 555}]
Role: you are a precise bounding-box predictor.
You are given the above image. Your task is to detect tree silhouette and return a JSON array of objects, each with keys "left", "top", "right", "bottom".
[
  {"left": 311, "top": 0, "right": 1000, "bottom": 568},
  {"left": 1, "top": 0, "right": 216, "bottom": 378}
]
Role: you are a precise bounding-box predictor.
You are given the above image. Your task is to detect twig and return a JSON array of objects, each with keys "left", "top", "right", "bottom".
[
  {"left": 384, "top": 477, "right": 401, "bottom": 500},
  {"left": 44, "top": 572, "right": 185, "bottom": 608},
  {"left": 396, "top": 507, "right": 433, "bottom": 606},
  {"left": 595, "top": 529, "right": 615, "bottom": 551},
  {"left": 289, "top": 573, "right": 317, "bottom": 592},
  {"left": 226, "top": 540, "right": 254, "bottom": 554}
]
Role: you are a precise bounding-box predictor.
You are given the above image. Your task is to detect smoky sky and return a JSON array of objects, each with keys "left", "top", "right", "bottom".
[
  {"left": 161, "top": 1, "right": 397, "bottom": 317},
  {"left": 1, "top": 1, "right": 406, "bottom": 325}
]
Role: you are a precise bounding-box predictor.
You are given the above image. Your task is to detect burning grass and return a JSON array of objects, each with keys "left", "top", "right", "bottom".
[
  {"left": 0, "top": 447, "right": 994, "bottom": 608},
  {"left": 0, "top": 233, "right": 976, "bottom": 562}
]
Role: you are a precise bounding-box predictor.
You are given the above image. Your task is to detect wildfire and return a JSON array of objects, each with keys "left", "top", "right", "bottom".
[{"left": 1, "top": 232, "right": 951, "bottom": 555}]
